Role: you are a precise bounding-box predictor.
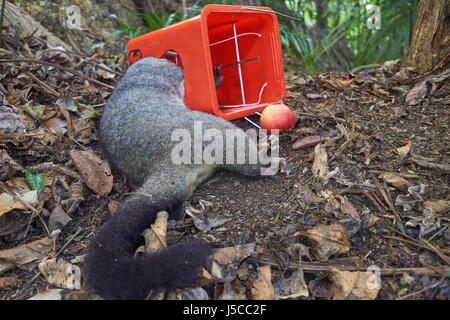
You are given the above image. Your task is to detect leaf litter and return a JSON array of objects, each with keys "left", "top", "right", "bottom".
[{"left": 0, "top": 29, "right": 448, "bottom": 300}]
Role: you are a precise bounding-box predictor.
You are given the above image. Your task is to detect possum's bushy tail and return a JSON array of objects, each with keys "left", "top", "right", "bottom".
[{"left": 85, "top": 193, "right": 211, "bottom": 300}]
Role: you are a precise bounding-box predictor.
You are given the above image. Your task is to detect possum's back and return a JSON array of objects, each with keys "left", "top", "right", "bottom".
[{"left": 98, "top": 57, "right": 188, "bottom": 185}]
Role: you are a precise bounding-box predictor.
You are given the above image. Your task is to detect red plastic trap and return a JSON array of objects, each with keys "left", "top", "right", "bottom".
[{"left": 127, "top": 4, "right": 286, "bottom": 121}]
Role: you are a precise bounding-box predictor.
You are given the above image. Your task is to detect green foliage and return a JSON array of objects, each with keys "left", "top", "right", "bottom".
[
  {"left": 112, "top": 0, "right": 419, "bottom": 74},
  {"left": 280, "top": 22, "right": 350, "bottom": 74},
  {"left": 110, "top": 17, "right": 147, "bottom": 39},
  {"left": 110, "top": 1, "right": 203, "bottom": 40},
  {"left": 25, "top": 168, "right": 46, "bottom": 193},
  {"left": 349, "top": 0, "right": 419, "bottom": 66}
]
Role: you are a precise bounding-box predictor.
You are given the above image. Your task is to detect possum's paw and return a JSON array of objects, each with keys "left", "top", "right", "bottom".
[
  {"left": 278, "top": 157, "right": 291, "bottom": 175},
  {"left": 270, "top": 157, "right": 291, "bottom": 175},
  {"left": 258, "top": 134, "right": 279, "bottom": 156}
]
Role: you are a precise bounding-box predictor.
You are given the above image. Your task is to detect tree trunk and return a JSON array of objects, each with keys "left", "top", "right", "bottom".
[{"left": 407, "top": 0, "right": 450, "bottom": 73}]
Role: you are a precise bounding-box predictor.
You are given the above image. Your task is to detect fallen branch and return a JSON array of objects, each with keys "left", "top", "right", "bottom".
[
  {"left": 58, "top": 10, "right": 84, "bottom": 56},
  {"left": 31, "top": 162, "right": 80, "bottom": 179},
  {"left": 411, "top": 157, "right": 450, "bottom": 173},
  {"left": 246, "top": 254, "right": 449, "bottom": 277}
]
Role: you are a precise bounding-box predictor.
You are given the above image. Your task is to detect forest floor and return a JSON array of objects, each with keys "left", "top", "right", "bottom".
[{"left": 0, "top": 32, "right": 448, "bottom": 300}]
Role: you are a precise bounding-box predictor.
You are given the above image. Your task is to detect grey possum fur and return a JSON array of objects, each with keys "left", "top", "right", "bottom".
[{"left": 85, "top": 56, "right": 284, "bottom": 300}]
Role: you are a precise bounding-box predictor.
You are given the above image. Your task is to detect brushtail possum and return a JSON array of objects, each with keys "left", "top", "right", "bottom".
[{"left": 85, "top": 57, "right": 287, "bottom": 299}]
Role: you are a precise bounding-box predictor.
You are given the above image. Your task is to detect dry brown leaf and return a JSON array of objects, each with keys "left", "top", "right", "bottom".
[
  {"left": 296, "top": 183, "right": 323, "bottom": 209},
  {"left": 198, "top": 267, "right": 220, "bottom": 287},
  {"left": 312, "top": 143, "right": 329, "bottom": 180},
  {"left": 330, "top": 269, "right": 380, "bottom": 300},
  {"left": 303, "top": 224, "right": 350, "bottom": 261},
  {"left": 28, "top": 289, "right": 63, "bottom": 300},
  {"left": 277, "top": 268, "right": 309, "bottom": 299},
  {"left": 141, "top": 211, "right": 168, "bottom": 254},
  {"left": 211, "top": 243, "right": 255, "bottom": 265},
  {"left": 355, "top": 138, "right": 371, "bottom": 156},
  {"left": 327, "top": 78, "right": 355, "bottom": 90},
  {"left": 38, "top": 258, "right": 81, "bottom": 289},
  {"left": 58, "top": 106, "right": 73, "bottom": 137},
  {"left": 411, "top": 157, "right": 450, "bottom": 172},
  {"left": 382, "top": 59, "right": 401, "bottom": 73},
  {"left": 0, "top": 236, "right": 54, "bottom": 274},
  {"left": 405, "top": 80, "right": 428, "bottom": 106},
  {"left": 70, "top": 150, "right": 113, "bottom": 196},
  {"left": 306, "top": 93, "right": 321, "bottom": 99},
  {"left": 56, "top": 95, "right": 77, "bottom": 112},
  {"left": 292, "top": 135, "right": 327, "bottom": 150},
  {"left": 423, "top": 200, "right": 450, "bottom": 215},
  {"left": 61, "top": 180, "right": 84, "bottom": 216},
  {"left": 43, "top": 48, "right": 73, "bottom": 66},
  {"left": 0, "top": 149, "right": 24, "bottom": 181},
  {"left": 6, "top": 177, "right": 31, "bottom": 191},
  {"left": 0, "top": 275, "right": 22, "bottom": 288},
  {"left": 286, "top": 90, "right": 299, "bottom": 99},
  {"left": 379, "top": 172, "right": 412, "bottom": 190},
  {"left": 97, "top": 64, "right": 117, "bottom": 80},
  {"left": 45, "top": 117, "right": 67, "bottom": 135},
  {"left": 107, "top": 199, "right": 120, "bottom": 214},
  {"left": 396, "top": 142, "right": 411, "bottom": 161},
  {"left": 324, "top": 196, "right": 345, "bottom": 218},
  {"left": 217, "top": 279, "right": 248, "bottom": 300},
  {"left": 0, "top": 190, "right": 38, "bottom": 217},
  {"left": 0, "top": 210, "right": 30, "bottom": 237},
  {"left": 251, "top": 265, "right": 274, "bottom": 300},
  {"left": 336, "top": 195, "right": 361, "bottom": 222}
]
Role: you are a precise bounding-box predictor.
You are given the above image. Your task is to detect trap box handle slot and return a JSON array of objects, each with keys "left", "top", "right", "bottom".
[{"left": 127, "top": 4, "right": 286, "bottom": 121}]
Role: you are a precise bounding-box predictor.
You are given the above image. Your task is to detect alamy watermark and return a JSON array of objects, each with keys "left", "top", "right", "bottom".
[
  {"left": 66, "top": 5, "right": 82, "bottom": 30},
  {"left": 366, "top": 5, "right": 381, "bottom": 30},
  {"left": 170, "top": 121, "right": 283, "bottom": 176},
  {"left": 366, "top": 265, "right": 382, "bottom": 290}
]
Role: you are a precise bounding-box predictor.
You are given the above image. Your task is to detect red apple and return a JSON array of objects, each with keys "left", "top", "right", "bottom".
[{"left": 260, "top": 104, "right": 295, "bottom": 133}]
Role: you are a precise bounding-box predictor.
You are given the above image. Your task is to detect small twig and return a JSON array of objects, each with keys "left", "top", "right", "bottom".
[
  {"left": 385, "top": 228, "right": 450, "bottom": 265},
  {"left": 396, "top": 274, "right": 448, "bottom": 300},
  {"left": 350, "top": 63, "right": 381, "bottom": 74},
  {"left": 31, "top": 162, "right": 80, "bottom": 179},
  {"left": 329, "top": 133, "right": 359, "bottom": 162},
  {"left": 24, "top": 71, "right": 60, "bottom": 97},
  {"left": 294, "top": 230, "right": 350, "bottom": 247},
  {"left": 368, "top": 169, "right": 420, "bottom": 179},
  {"left": 374, "top": 181, "right": 406, "bottom": 235},
  {"left": 53, "top": 227, "right": 83, "bottom": 258},
  {"left": 0, "top": 132, "right": 52, "bottom": 138},
  {"left": 428, "top": 225, "right": 448, "bottom": 241},
  {"left": 296, "top": 112, "right": 363, "bottom": 130}
]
